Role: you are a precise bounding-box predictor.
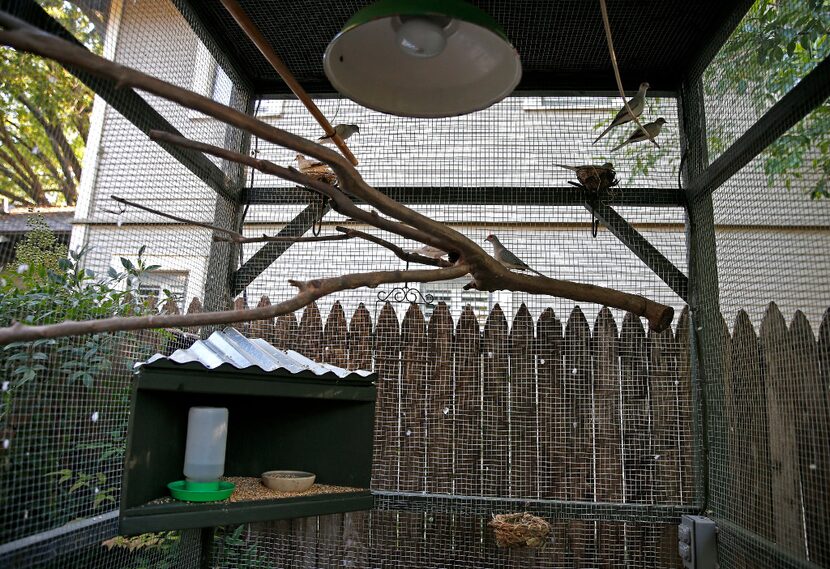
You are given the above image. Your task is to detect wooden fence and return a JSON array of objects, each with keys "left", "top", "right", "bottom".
[
  {"left": 168, "top": 298, "right": 830, "bottom": 566},
  {"left": 175, "top": 296, "right": 696, "bottom": 506}
]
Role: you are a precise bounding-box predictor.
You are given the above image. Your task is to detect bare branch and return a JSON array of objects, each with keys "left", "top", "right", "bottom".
[
  {"left": 213, "top": 233, "right": 352, "bottom": 244},
  {"left": 0, "top": 22, "right": 676, "bottom": 333},
  {"left": 109, "top": 195, "right": 244, "bottom": 240},
  {"left": 334, "top": 225, "right": 452, "bottom": 268},
  {"left": 0, "top": 265, "right": 472, "bottom": 344},
  {"left": 147, "top": 130, "right": 439, "bottom": 248}
]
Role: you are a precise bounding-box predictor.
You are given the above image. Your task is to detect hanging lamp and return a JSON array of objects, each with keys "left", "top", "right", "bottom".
[{"left": 323, "top": 0, "right": 522, "bottom": 118}]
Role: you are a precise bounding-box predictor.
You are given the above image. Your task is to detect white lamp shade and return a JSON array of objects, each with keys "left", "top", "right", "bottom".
[{"left": 324, "top": 2, "right": 521, "bottom": 118}]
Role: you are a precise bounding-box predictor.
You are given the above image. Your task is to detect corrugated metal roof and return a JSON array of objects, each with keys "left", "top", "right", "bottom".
[{"left": 138, "top": 327, "right": 373, "bottom": 379}]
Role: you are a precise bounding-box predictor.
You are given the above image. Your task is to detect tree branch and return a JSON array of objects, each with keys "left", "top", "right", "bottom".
[
  {"left": 110, "top": 194, "right": 352, "bottom": 245},
  {"left": 213, "top": 233, "right": 352, "bottom": 244},
  {"left": 598, "top": 0, "right": 659, "bottom": 149},
  {"left": 0, "top": 265, "right": 472, "bottom": 344},
  {"left": 16, "top": 93, "right": 83, "bottom": 183},
  {"left": 334, "top": 225, "right": 452, "bottom": 268},
  {"left": 0, "top": 21, "right": 676, "bottom": 335},
  {"left": 109, "top": 195, "right": 244, "bottom": 239},
  {"left": 147, "top": 129, "right": 439, "bottom": 248}
]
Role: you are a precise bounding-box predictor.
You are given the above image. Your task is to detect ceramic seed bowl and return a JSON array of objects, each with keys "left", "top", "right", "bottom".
[{"left": 261, "top": 470, "right": 316, "bottom": 492}]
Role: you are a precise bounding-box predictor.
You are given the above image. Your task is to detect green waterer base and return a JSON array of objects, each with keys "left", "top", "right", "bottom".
[{"left": 167, "top": 479, "right": 235, "bottom": 502}]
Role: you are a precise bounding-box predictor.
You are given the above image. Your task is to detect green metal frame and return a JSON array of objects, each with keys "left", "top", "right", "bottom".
[{"left": 584, "top": 199, "right": 689, "bottom": 300}]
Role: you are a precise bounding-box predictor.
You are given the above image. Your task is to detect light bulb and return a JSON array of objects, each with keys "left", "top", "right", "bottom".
[{"left": 396, "top": 17, "right": 448, "bottom": 58}]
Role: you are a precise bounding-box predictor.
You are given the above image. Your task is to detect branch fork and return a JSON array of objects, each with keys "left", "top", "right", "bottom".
[{"left": 0, "top": 16, "right": 676, "bottom": 345}]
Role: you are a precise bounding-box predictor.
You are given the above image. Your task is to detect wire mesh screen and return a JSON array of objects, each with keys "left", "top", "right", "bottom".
[
  {"left": 0, "top": 0, "right": 828, "bottom": 568},
  {"left": 687, "top": 0, "right": 830, "bottom": 566}
]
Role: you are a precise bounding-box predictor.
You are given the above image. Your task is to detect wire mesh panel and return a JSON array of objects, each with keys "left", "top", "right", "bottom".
[
  {"left": 685, "top": 0, "right": 830, "bottom": 566},
  {"left": 209, "top": 514, "right": 683, "bottom": 569},
  {"left": 1, "top": 0, "right": 828, "bottom": 567}
]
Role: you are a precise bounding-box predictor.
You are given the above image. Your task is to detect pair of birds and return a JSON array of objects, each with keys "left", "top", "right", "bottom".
[
  {"left": 594, "top": 82, "right": 666, "bottom": 151},
  {"left": 412, "top": 234, "right": 544, "bottom": 277}
]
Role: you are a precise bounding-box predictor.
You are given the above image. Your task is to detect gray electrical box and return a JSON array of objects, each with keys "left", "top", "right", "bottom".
[{"left": 678, "top": 515, "right": 718, "bottom": 568}]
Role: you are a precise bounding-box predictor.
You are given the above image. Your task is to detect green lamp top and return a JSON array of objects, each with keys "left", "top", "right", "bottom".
[{"left": 342, "top": 0, "right": 510, "bottom": 43}]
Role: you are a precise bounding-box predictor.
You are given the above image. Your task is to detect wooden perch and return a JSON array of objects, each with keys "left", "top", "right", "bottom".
[
  {"left": 110, "top": 195, "right": 349, "bottom": 245},
  {"left": 333, "top": 226, "right": 453, "bottom": 268},
  {"left": 0, "top": 20, "right": 675, "bottom": 343},
  {"left": 213, "top": 234, "right": 351, "bottom": 244},
  {"left": 218, "top": 0, "right": 359, "bottom": 166}
]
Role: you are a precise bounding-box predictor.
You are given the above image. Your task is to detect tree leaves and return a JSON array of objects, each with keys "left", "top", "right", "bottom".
[
  {"left": 706, "top": 0, "right": 830, "bottom": 199},
  {"left": 0, "top": 0, "right": 103, "bottom": 205}
]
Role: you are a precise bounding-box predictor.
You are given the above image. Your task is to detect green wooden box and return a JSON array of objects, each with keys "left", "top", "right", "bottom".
[{"left": 119, "top": 363, "right": 376, "bottom": 535}]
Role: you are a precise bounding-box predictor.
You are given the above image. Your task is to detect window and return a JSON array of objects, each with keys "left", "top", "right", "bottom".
[
  {"left": 256, "top": 99, "right": 285, "bottom": 119},
  {"left": 191, "top": 43, "right": 234, "bottom": 118},
  {"left": 136, "top": 271, "right": 189, "bottom": 312}
]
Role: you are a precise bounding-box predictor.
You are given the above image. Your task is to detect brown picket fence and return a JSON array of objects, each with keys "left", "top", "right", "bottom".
[{"left": 172, "top": 298, "right": 829, "bottom": 566}]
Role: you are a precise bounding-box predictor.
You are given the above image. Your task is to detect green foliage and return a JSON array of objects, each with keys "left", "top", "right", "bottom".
[
  {"left": 13, "top": 215, "right": 69, "bottom": 275},
  {"left": 0, "top": 236, "right": 164, "bottom": 533},
  {"left": 214, "top": 525, "right": 271, "bottom": 569},
  {"left": 706, "top": 0, "right": 830, "bottom": 198},
  {"left": 102, "top": 531, "right": 182, "bottom": 569},
  {"left": 0, "top": 1, "right": 103, "bottom": 206}
]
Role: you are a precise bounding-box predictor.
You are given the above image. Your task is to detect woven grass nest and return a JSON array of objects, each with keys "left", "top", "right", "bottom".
[{"left": 488, "top": 512, "right": 551, "bottom": 548}]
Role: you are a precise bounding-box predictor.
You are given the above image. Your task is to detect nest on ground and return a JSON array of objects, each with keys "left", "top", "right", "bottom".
[{"left": 488, "top": 512, "right": 551, "bottom": 548}]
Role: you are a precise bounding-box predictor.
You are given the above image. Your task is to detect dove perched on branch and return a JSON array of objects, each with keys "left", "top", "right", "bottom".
[
  {"left": 294, "top": 153, "right": 338, "bottom": 185},
  {"left": 611, "top": 118, "right": 666, "bottom": 152},
  {"left": 318, "top": 124, "right": 360, "bottom": 144},
  {"left": 593, "top": 82, "right": 650, "bottom": 144},
  {"left": 485, "top": 234, "right": 545, "bottom": 277},
  {"left": 408, "top": 244, "right": 448, "bottom": 259},
  {"left": 555, "top": 162, "right": 617, "bottom": 192}
]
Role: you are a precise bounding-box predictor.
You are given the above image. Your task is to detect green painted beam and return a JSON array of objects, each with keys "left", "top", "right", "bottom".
[
  {"left": 244, "top": 186, "right": 686, "bottom": 207},
  {"left": 585, "top": 199, "right": 689, "bottom": 300},
  {"left": 232, "top": 200, "right": 329, "bottom": 296}
]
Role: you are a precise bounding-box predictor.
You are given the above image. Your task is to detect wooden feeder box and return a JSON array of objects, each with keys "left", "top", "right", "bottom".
[{"left": 119, "top": 328, "right": 376, "bottom": 535}]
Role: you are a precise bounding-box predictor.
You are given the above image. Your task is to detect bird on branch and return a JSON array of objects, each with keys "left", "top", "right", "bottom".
[
  {"left": 294, "top": 153, "right": 338, "bottom": 185},
  {"left": 485, "top": 234, "right": 545, "bottom": 277},
  {"left": 318, "top": 124, "right": 360, "bottom": 144},
  {"left": 555, "top": 162, "right": 617, "bottom": 192},
  {"left": 593, "top": 82, "right": 650, "bottom": 144},
  {"left": 611, "top": 118, "right": 666, "bottom": 152},
  {"left": 407, "top": 244, "right": 448, "bottom": 259}
]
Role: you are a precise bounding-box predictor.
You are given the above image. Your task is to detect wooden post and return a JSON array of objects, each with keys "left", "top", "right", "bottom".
[
  {"left": 620, "top": 313, "right": 652, "bottom": 566},
  {"left": 348, "top": 304, "right": 372, "bottom": 371},
  {"left": 731, "top": 311, "right": 772, "bottom": 541},
  {"left": 250, "top": 295, "right": 275, "bottom": 341},
  {"left": 454, "top": 305, "right": 482, "bottom": 495},
  {"left": 790, "top": 311, "right": 830, "bottom": 565},
  {"left": 323, "top": 301, "right": 348, "bottom": 367},
  {"left": 593, "top": 307, "right": 623, "bottom": 568},
  {"left": 537, "top": 307, "right": 565, "bottom": 500},
  {"left": 426, "top": 303, "right": 454, "bottom": 494},
  {"left": 564, "top": 307, "right": 594, "bottom": 562},
  {"left": 482, "top": 304, "right": 509, "bottom": 497},
  {"left": 760, "top": 303, "right": 805, "bottom": 556},
  {"left": 399, "top": 303, "right": 427, "bottom": 492},
  {"left": 297, "top": 302, "right": 322, "bottom": 360},
  {"left": 372, "top": 302, "right": 400, "bottom": 490},
  {"left": 274, "top": 311, "right": 298, "bottom": 350},
  {"left": 509, "top": 304, "right": 536, "bottom": 498}
]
